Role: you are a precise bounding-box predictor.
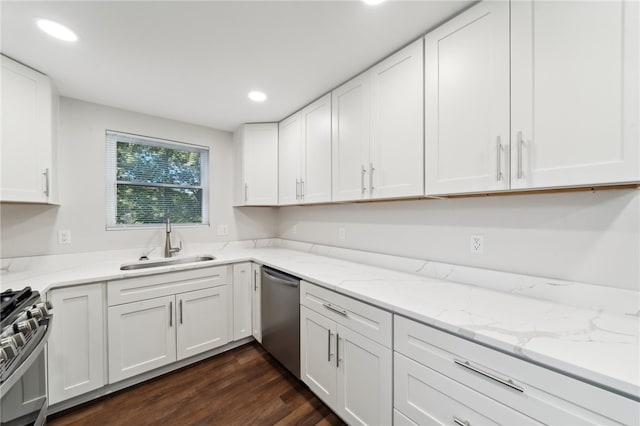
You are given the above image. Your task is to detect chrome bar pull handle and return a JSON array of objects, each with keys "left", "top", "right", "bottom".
[
  {"left": 369, "top": 162, "right": 375, "bottom": 192},
  {"left": 300, "top": 179, "right": 304, "bottom": 199},
  {"left": 336, "top": 333, "right": 341, "bottom": 368},
  {"left": 254, "top": 269, "right": 258, "bottom": 291},
  {"left": 323, "top": 303, "right": 348, "bottom": 317},
  {"left": 296, "top": 179, "right": 300, "bottom": 200},
  {"left": 496, "top": 137, "right": 503, "bottom": 181},
  {"left": 43, "top": 168, "right": 50, "bottom": 197},
  {"left": 169, "top": 301, "right": 173, "bottom": 327},
  {"left": 453, "top": 417, "right": 470, "bottom": 426},
  {"left": 517, "top": 131, "right": 524, "bottom": 179},
  {"left": 244, "top": 183, "right": 248, "bottom": 202},
  {"left": 179, "top": 299, "right": 183, "bottom": 324},
  {"left": 361, "top": 165, "right": 367, "bottom": 194},
  {"left": 454, "top": 359, "right": 524, "bottom": 393},
  {"left": 327, "top": 330, "right": 332, "bottom": 362}
]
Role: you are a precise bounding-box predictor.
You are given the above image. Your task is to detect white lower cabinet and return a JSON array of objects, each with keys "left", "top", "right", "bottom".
[
  {"left": 301, "top": 306, "right": 337, "bottom": 404},
  {"left": 233, "top": 262, "right": 252, "bottom": 340},
  {"left": 47, "top": 284, "right": 105, "bottom": 405},
  {"left": 393, "top": 315, "right": 639, "bottom": 426},
  {"left": 108, "top": 295, "right": 177, "bottom": 383},
  {"left": 176, "top": 287, "right": 228, "bottom": 360},
  {"left": 107, "top": 267, "right": 229, "bottom": 384},
  {"left": 251, "top": 263, "right": 262, "bottom": 343},
  {"left": 300, "top": 282, "right": 392, "bottom": 425},
  {"left": 336, "top": 324, "right": 392, "bottom": 426},
  {"left": 394, "top": 353, "right": 538, "bottom": 426}
]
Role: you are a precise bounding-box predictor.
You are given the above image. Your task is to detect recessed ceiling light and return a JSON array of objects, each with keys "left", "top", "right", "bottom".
[
  {"left": 363, "top": 0, "right": 385, "bottom": 5},
  {"left": 36, "top": 19, "right": 78, "bottom": 42},
  {"left": 248, "top": 91, "right": 267, "bottom": 102}
]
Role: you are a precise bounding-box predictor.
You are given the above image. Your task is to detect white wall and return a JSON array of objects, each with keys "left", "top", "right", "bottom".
[
  {"left": 0, "top": 97, "right": 277, "bottom": 258},
  {"left": 277, "top": 189, "right": 640, "bottom": 291}
]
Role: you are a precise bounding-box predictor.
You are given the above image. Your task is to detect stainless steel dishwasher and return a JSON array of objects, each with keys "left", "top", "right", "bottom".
[{"left": 261, "top": 266, "right": 300, "bottom": 379}]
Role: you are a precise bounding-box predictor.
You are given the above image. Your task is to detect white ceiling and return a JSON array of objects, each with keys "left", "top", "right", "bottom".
[{"left": 1, "top": 1, "right": 473, "bottom": 132}]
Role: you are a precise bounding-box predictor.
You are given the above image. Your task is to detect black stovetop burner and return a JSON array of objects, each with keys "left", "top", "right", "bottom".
[{"left": 1, "top": 287, "right": 34, "bottom": 323}]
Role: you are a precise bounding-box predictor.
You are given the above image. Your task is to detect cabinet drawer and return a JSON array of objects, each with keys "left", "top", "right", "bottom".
[
  {"left": 395, "top": 353, "right": 539, "bottom": 426},
  {"left": 108, "top": 266, "right": 226, "bottom": 306},
  {"left": 300, "top": 281, "right": 392, "bottom": 348},
  {"left": 395, "top": 315, "right": 638, "bottom": 425}
]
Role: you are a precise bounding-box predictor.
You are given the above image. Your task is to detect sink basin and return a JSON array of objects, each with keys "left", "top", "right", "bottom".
[{"left": 120, "top": 256, "right": 216, "bottom": 271}]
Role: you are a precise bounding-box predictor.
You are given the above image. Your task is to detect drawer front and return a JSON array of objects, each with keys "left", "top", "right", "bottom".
[
  {"left": 394, "top": 409, "right": 419, "bottom": 426},
  {"left": 395, "top": 315, "right": 637, "bottom": 425},
  {"left": 300, "top": 281, "right": 392, "bottom": 348},
  {"left": 394, "top": 353, "right": 540, "bottom": 426},
  {"left": 108, "top": 266, "right": 227, "bottom": 306}
]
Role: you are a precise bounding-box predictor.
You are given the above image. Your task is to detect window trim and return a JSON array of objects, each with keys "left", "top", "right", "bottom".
[{"left": 105, "top": 130, "right": 210, "bottom": 230}]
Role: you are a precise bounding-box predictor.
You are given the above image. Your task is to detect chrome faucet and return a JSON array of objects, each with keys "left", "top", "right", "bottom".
[{"left": 164, "top": 217, "right": 182, "bottom": 258}]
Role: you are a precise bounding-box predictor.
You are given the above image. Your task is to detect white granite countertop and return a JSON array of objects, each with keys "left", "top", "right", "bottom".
[{"left": 2, "top": 243, "right": 638, "bottom": 400}]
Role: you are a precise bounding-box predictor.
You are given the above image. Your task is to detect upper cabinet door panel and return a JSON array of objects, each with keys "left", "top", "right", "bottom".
[
  {"left": 425, "top": 1, "right": 510, "bottom": 195},
  {"left": 331, "top": 73, "right": 370, "bottom": 202},
  {"left": 278, "top": 113, "right": 302, "bottom": 205},
  {"left": 301, "top": 93, "right": 332, "bottom": 204},
  {"left": 370, "top": 39, "right": 424, "bottom": 199},
  {"left": 511, "top": 0, "right": 639, "bottom": 189},
  {"left": 244, "top": 123, "right": 278, "bottom": 205},
  {"left": 1, "top": 56, "right": 53, "bottom": 203}
]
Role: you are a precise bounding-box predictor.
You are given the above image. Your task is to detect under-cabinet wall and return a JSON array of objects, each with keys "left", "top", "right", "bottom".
[
  {"left": 0, "top": 97, "right": 278, "bottom": 258},
  {"left": 278, "top": 188, "right": 640, "bottom": 291}
]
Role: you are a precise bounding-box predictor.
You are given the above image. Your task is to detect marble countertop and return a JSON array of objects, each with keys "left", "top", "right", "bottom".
[{"left": 2, "top": 243, "right": 638, "bottom": 399}]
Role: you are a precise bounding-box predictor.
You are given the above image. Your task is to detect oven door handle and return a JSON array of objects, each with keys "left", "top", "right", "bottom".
[{"left": 0, "top": 318, "right": 52, "bottom": 396}]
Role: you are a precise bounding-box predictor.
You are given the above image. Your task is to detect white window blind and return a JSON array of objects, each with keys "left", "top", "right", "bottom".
[{"left": 106, "top": 130, "right": 209, "bottom": 229}]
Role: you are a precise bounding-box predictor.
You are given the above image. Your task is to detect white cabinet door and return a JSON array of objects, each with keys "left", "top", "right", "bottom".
[
  {"left": 511, "top": 0, "right": 639, "bottom": 189},
  {"left": 108, "top": 295, "right": 176, "bottom": 383},
  {"left": 300, "top": 306, "right": 337, "bottom": 408},
  {"left": 425, "top": 1, "right": 510, "bottom": 195},
  {"left": 232, "top": 262, "right": 252, "bottom": 340},
  {"left": 251, "top": 263, "right": 262, "bottom": 343},
  {"left": 176, "top": 287, "right": 228, "bottom": 360},
  {"left": 370, "top": 39, "right": 424, "bottom": 199},
  {"left": 332, "top": 73, "right": 370, "bottom": 202},
  {"left": 336, "top": 325, "right": 392, "bottom": 426},
  {"left": 0, "top": 56, "right": 54, "bottom": 203},
  {"left": 279, "top": 113, "right": 302, "bottom": 205},
  {"left": 301, "top": 93, "right": 332, "bottom": 204},
  {"left": 47, "top": 284, "right": 104, "bottom": 405},
  {"left": 233, "top": 123, "right": 278, "bottom": 206},
  {"left": 243, "top": 123, "right": 279, "bottom": 205}
]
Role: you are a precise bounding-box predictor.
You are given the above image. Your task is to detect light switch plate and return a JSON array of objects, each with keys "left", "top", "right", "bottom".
[{"left": 216, "top": 224, "right": 229, "bottom": 236}]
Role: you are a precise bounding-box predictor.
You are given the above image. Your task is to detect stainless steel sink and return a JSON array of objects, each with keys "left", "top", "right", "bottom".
[{"left": 120, "top": 255, "right": 216, "bottom": 271}]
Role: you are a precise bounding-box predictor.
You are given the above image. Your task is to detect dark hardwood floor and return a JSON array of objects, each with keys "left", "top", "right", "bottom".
[{"left": 48, "top": 342, "right": 346, "bottom": 426}]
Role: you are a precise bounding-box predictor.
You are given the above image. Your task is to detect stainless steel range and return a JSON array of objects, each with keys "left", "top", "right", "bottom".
[{"left": 0, "top": 287, "right": 53, "bottom": 426}]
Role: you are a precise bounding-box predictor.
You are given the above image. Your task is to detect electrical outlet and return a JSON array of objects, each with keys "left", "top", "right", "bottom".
[
  {"left": 470, "top": 235, "right": 484, "bottom": 254},
  {"left": 339, "top": 227, "right": 346, "bottom": 241},
  {"left": 58, "top": 229, "right": 71, "bottom": 245},
  {"left": 216, "top": 224, "right": 229, "bottom": 236},
  {"left": 292, "top": 224, "right": 297, "bottom": 234}
]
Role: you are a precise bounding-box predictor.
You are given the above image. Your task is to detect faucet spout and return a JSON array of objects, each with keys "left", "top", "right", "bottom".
[{"left": 164, "top": 217, "right": 181, "bottom": 258}]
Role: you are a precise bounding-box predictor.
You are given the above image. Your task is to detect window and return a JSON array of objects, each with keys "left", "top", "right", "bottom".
[{"left": 106, "top": 131, "right": 209, "bottom": 229}]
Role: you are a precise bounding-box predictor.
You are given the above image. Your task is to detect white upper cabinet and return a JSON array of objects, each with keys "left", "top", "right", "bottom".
[
  {"left": 370, "top": 38, "right": 424, "bottom": 199},
  {"left": 425, "top": 2, "right": 510, "bottom": 195},
  {"left": 425, "top": 0, "right": 639, "bottom": 196},
  {"left": 332, "top": 40, "right": 424, "bottom": 202},
  {"left": 233, "top": 123, "right": 278, "bottom": 206},
  {"left": 279, "top": 94, "right": 332, "bottom": 205},
  {"left": 1, "top": 55, "right": 55, "bottom": 203},
  {"left": 300, "top": 94, "right": 332, "bottom": 203},
  {"left": 511, "top": 0, "right": 639, "bottom": 189},
  {"left": 278, "top": 113, "right": 302, "bottom": 205},
  {"left": 332, "top": 73, "right": 371, "bottom": 202}
]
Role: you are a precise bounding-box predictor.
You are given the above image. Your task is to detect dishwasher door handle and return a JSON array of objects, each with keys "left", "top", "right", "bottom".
[{"left": 263, "top": 269, "right": 299, "bottom": 287}]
